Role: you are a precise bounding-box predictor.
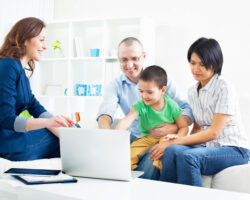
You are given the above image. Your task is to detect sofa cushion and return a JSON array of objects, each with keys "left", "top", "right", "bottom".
[{"left": 211, "top": 162, "right": 250, "bottom": 193}]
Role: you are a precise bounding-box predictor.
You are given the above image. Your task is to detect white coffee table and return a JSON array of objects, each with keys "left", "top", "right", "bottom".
[{"left": 0, "top": 176, "right": 250, "bottom": 200}]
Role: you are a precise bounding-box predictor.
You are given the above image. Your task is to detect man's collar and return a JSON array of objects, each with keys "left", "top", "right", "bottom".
[{"left": 121, "top": 74, "right": 138, "bottom": 85}]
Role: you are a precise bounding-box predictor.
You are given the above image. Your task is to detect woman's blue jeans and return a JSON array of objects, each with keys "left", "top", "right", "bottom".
[
  {"left": 160, "top": 145, "right": 250, "bottom": 186},
  {"left": 0, "top": 128, "right": 60, "bottom": 161}
]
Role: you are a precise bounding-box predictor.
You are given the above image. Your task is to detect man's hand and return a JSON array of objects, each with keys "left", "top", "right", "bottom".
[
  {"left": 148, "top": 123, "right": 178, "bottom": 139},
  {"left": 98, "top": 115, "right": 112, "bottom": 129}
]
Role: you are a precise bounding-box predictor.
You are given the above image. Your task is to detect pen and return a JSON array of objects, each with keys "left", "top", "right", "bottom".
[{"left": 74, "top": 123, "right": 81, "bottom": 128}]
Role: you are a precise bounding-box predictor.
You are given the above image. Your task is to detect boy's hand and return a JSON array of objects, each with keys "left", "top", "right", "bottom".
[{"left": 165, "top": 134, "right": 179, "bottom": 140}]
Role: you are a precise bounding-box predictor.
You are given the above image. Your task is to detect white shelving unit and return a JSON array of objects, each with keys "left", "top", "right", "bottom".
[{"left": 30, "top": 17, "right": 155, "bottom": 118}]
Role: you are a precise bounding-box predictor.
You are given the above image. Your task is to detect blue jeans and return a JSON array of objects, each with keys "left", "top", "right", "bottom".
[
  {"left": 130, "top": 134, "right": 160, "bottom": 180},
  {"left": 130, "top": 134, "right": 138, "bottom": 144},
  {"left": 160, "top": 145, "right": 250, "bottom": 186},
  {"left": 135, "top": 148, "right": 160, "bottom": 180},
  {"left": 0, "top": 128, "right": 60, "bottom": 161}
]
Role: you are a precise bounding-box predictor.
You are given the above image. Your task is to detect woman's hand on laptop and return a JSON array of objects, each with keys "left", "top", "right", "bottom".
[{"left": 45, "top": 115, "right": 75, "bottom": 128}]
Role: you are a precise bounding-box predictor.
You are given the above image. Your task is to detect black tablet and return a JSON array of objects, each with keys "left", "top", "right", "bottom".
[{"left": 4, "top": 168, "right": 61, "bottom": 176}]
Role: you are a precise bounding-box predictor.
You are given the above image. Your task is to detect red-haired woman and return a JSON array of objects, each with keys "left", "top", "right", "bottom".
[{"left": 0, "top": 17, "right": 74, "bottom": 161}]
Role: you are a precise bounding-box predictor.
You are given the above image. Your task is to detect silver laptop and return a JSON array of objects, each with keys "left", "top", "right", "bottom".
[{"left": 59, "top": 128, "right": 144, "bottom": 181}]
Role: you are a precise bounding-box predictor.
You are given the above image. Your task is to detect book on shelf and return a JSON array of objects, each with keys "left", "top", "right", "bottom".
[{"left": 74, "top": 37, "right": 84, "bottom": 57}]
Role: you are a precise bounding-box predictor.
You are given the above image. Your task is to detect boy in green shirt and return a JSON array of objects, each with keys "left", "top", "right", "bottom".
[{"left": 115, "top": 65, "right": 188, "bottom": 170}]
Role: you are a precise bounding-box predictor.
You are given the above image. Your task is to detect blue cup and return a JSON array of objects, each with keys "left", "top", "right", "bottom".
[{"left": 90, "top": 48, "right": 100, "bottom": 57}]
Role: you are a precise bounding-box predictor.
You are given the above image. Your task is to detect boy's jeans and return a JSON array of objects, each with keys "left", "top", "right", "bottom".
[
  {"left": 130, "top": 134, "right": 160, "bottom": 180},
  {"left": 135, "top": 148, "right": 160, "bottom": 180},
  {"left": 160, "top": 145, "right": 250, "bottom": 186}
]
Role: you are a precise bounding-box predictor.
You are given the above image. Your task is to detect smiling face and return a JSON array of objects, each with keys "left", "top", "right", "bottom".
[
  {"left": 190, "top": 52, "right": 215, "bottom": 87},
  {"left": 118, "top": 42, "right": 146, "bottom": 83},
  {"left": 139, "top": 80, "right": 166, "bottom": 107},
  {"left": 25, "top": 28, "right": 47, "bottom": 61}
]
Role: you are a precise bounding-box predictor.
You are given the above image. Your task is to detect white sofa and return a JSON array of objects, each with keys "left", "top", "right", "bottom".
[{"left": 1, "top": 96, "right": 250, "bottom": 194}]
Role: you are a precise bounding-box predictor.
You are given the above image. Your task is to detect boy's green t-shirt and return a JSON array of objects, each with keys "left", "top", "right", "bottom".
[{"left": 133, "top": 94, "right": 181, "bottom": 136}]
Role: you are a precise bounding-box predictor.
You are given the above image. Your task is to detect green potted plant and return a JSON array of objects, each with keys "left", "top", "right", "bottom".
[{"left": 52, "top": 40, "right": 64, "bottom": 57}]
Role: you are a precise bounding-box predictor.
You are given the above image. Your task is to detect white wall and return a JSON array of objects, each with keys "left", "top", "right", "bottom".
[
  {"left": 54, "top": 0, "right": 250, "bottom": 99},
  {"left": 0, "top": 0, "right": 54, "bottom": 45}
]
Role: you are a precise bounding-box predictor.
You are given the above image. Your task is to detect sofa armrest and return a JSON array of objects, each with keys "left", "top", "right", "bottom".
[{"left": 211, "top": 162, "right": 250, "bottom": 194}]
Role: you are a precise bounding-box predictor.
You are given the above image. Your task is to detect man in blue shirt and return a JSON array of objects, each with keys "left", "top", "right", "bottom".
[{"left": 97, "top": 37, "right": 193, "bottom": 180}]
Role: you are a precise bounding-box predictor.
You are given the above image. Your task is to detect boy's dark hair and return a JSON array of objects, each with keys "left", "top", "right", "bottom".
[
  {"left": 140, "top": 65, "right": 167, "bottom": 89},
  {"left": 187, "top": 37, "right": 223, "bottom": 75}
]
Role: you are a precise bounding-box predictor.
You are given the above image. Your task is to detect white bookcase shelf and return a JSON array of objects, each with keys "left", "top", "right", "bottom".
[{"left": 30, "top": 17, "right": 155, "bottom": 117}]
